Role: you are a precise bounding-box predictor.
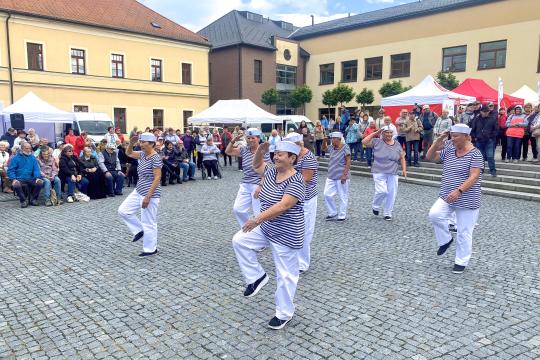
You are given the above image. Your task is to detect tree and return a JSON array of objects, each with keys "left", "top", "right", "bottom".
[
  {"left": 378, "top": 80, "right": 412, "bottom": 98},
  {"left": 322, "top": 89, "right": 338, "bottom": 119},
  {"left": 436, "top": 71, "right": 460, "bottom": 90},
  {"left": 261, "top": 88, "right": 279, "bottom": 112},
  {"left": 333, "top": 83, "right": 356, "bottom": 106},
  {"left": 355, "top": 88, "right": 375, "bottom": 109},
  {"left": 289, "top": 85, "right": 313, "bottom": 115}
]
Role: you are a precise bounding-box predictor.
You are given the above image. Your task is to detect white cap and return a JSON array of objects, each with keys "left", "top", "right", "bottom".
[
  {"left": 330, "top": 131, "right": 343, "bottom": 139},
  {"left": 380, "top": 125, "right": 393, "bottom": 132},
  {"left": 422, "top": 104, "right": 430, "bottom": 110},
  {"left": 275, "top": 140, "right": 300, "bottom": 155},
  {"left": 284, "top": 132, "right": 303, "bottom": 143},
  {"left": 139, "top": 132, "right": 157, "bottom": 142},
  {"left": 450, "top": 124, "right": 472, "bottom": 135},
  {"left": 245, "top": 128, "right": 261, "bottom": 137},
  {"left": 106, "top": 143, "right": 117, "bottom": 149}
]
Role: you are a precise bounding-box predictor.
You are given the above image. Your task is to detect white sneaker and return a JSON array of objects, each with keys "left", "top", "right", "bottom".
[
  {"left": 213, "top": 176, "right": 218, "bottom": 180},
  {"left": 67, "top": 196, "right": 74, "bottom": 203}
]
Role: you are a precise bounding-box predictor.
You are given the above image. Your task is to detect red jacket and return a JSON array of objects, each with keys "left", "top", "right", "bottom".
[
  {"left": 74, "top": 136, "right": 86, "bottom": 158},
  {"left": 498, "top": 114, "right": 507, "bottom": 130},
  {"left": 65, "top": 134, "right": 77, "bottom": 147}
]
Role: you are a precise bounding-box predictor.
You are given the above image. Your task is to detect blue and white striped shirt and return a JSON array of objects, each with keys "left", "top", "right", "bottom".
[
  {"left": 136, "top": 152, "right": 163, "bottom": 198},
  {"left": 240, "top": 146, "right": 270, "bottom": 184},
  {"left": 295, "top": 151, "right": 318, "bottom": 201},
  {"left": 439, "top": 141, "right": 483, "bottom": 209},
  {"left": 259, "top": 166, "right": 305, "bottom": 249},
  {"left": 327, "top": 144, "right": 351, "bottom": 180}
]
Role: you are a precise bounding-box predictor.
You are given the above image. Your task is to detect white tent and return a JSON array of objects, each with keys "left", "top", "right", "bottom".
[
  {"left": 2, "top": 92, "right": 74, "bottom": 123},
  {"left": 381, "top": 75, "right": 476, "bottom": 106},
  {"left": 511, "top": 85, "right": 539, "bottom": 105},
  {"left": 188, "top": 99, "right": 280, "bottom": 125}
]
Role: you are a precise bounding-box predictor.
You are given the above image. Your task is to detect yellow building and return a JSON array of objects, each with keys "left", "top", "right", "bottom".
[
  {"left": 0, "top": 0, "right": 209, "bottom": 133},
  {"left": 290, "top": 0, "right": 540, "bottom": 120}
]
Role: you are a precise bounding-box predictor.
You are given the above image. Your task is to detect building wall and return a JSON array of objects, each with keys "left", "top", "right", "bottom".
[
  {"left": 275, "top": 38, "right": 298, "bottom": 67},
  {"left": 240, "top": 46, "right": 276, "bottom": 110},
  {"left": 298, "top": 0, "right": 540, "bottom": 120},
  {"left": 0, "top": 13, "right": 209, "bottom": 130},
  {"left": 209, "top": 46, "right": 240, "bottom": 105}
]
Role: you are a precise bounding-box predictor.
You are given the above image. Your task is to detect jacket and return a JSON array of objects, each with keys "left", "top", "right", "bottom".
[
  {"left": 7, "top": 152, "right": 41, "bottom": 181},
  {"left": 162, "top": 148, "right": 179, "bottom": 167},
  {"left": 0, "top": 132, "right": 17, "bottom": 148},
  {"left": 182, "top": 135, "right": 194, "bottom": 151},
  {"left": 404, "top": 118, "right": 423, "bottom": 142},
  {"left": 506, "top": 114, "right": 528, "bottom": 138},
  {"left": 434, "top": 116, "right": 453, "bottom": 136},
  {"left": 421, "top": 111, "right": 438, "bottom": 131},
  {"left": 471, "top": 113, "right": 499, "bottom": 141},
  {"left": 59, "top": 153, "right": 82, "bottom": 178},
  {"left": 345, "top": 123, "right": 359, "bottom": 143},
  {"left": 395, "top": 117, "right": 408, "bottom": 135},
  {"left": 98, "top": 150, "right": 121, "bottom": 172},
  {"left": 79, "top": 155, "right": 99, "bottom": 171},
  {"left": 38, "top": 156, "right": 58, "bottom": 179}
]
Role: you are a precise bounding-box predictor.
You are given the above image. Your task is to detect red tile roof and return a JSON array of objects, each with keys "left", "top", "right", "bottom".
[{"left": 0, "top": 0, "right": 209, "bottom": 46}]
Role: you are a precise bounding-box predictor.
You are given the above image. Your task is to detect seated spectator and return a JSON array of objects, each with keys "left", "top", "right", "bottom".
[
  {"left": 0, "top": 141, "right": 12, "bottom": 193},
  {"left": 13, "top": 130, "right": 27, "bottom": 150},
  {"left": 200, "top": 137, "right": 221, "bottom": 179},
  {"left": 96, "top": 139, "right": 107, "bottom": 154},
  {"left": 7, "top": 142, "right": 44, "bottom": 207},
  {"left": 37, "top": 145, "right": 62, "bottom": 206},
  {"left": 115, "top": 128, "right": 125, "bottom": 143},
  {"left": 177, "top": 142, "right": 196, "bottom": 181},
  {"left": 27, "top": 128, "right": 40, "bottom": 149},
  {"left": 59, "top": 145, "right": 88, "bottom": 203},
  {"left": 33, "top": 138, "right": 49, "bottom": 157},
  {"left": 98, "top": 143, "right": 125, "bottom": 197},
  {"left": 79, "top": 146, "right": 106, "bottom": 200},
  {"left": 162, "top": 140, "right": 182, "bottom": 184},
  {"left": 52, "top": 141, "right": 64, "bottom": 166}
]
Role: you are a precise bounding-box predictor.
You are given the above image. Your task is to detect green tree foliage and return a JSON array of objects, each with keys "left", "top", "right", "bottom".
[
  {"left": 322, "top": 89, "right": 338, "bottom": 119},
  {"left": 289, "top": 85, "right": 313, "bottom": 114},
  {"left": 261, "top": 88, "right": 279, "bottom": 112},
  {"left": 436, "top": 71, "right": 460, "bottom": 90},
  {"left": 333, "top": 83, "right": 356, "bottom": 106},
  {"left": 355, "top": 88, "right": 375, "bottom": 109},
  {"left": 378, "top": 80, "right": 412, "bottom": 98}
]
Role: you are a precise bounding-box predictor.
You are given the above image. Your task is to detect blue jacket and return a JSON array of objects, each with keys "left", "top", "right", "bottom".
[{"left": 7, "top": 152, "right": 41, "bottom": 181}]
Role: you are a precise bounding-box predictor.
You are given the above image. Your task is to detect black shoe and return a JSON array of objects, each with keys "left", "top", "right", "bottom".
[
  {"left": 161, "top": 183, "right": 167, "bottom": 186},
  {"left": 20, "top": 200, "right": 28, "bottom": 208},
  {"left": 132, "top": 231, "right": 144, "bottom": 242},
  {"left": 189, "top": 177, "right": 196, "bottom": 181},
  {"left": 29, "top": 200, "right": 39, "bottom": 206},
  {"left": 114, "top": 192, "right": 123, "bottom": 196},
  {"left": 372, "top": 209, "right": 379, "bottom": 216},
  {"left": 336, "top": 218, "right": 346, "bottom": 222},
  {"left": 325, "top": 215, "right": 337, "bottom": 221},
  {"left": 452, "top": 264, "right": 466, "bottom": 274},
  {"left": 448, "top": 224, "right": 457, "bottom": 233},
  {"left": 414, "top": 163, "right": 420, "bottom": 167},
  {"left": 407, "top": 163, "right": 412, "bottom": 167},
  {"left": 384, "top": 216, "right": 392, "bottom": 221},
  {"left": 268, "top": 316, "right": 291, "bottom": 330},
  {"left": 243, "top": 273, "right": 268, "bottom": 297},
  {"left": 138, "top": 249, "right": 158, "bottom": 257},
  {"left": 437, "top": 238, "right": 454, "bottom": 256},
  {"left": 107, "top": 193, "right": 115, "bottom": 197}
]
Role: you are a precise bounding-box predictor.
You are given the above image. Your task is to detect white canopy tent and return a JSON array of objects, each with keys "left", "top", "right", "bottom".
[
  {"left": 381, "top": 75, "right": 476, "bottom": 106},
  {"left": 511, "top": 85, "right": 539, "bottom": 105},
  {"left": 188, "top": 99, "right": 280, "bottom": 125},
  {"left": 1, "top": 92, "right": 74, "bottom": 143}
]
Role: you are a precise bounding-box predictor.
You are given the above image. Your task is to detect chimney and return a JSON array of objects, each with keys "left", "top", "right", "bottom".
[{"left": 310, "top": 15, "right": 314, "bottom": 25}]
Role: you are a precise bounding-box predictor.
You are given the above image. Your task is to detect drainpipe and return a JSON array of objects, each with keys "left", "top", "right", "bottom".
[{"left": 5, "top": 13, "right": 13, "bottom": 104}]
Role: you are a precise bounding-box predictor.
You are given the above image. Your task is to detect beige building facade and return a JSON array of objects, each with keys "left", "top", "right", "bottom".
[
  {"left": 291, "top": 0, "right": 540, "bottom": 121},
  {"left": 0, "top": 1, "right": 209, "bottom": 133}
]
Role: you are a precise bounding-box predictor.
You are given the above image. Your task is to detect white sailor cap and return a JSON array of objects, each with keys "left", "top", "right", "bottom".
[
  {"left": 330, "top": 131, "right": 343, "bottom": 139},
  {"left": 284, "top": 132, "right": 303, "bottom": 143},
  {"left": 275, "top": 140, "right": 300, "bottom": 155},
  {"left": 380, "top": 125, "right": 393, "bottom": 132},
  {"left": 450, "top": 124, "right": 471, "bottom": 135},
  {"left": 139, "top": 132, "right": 157, "bottom": 142},
  {"left": 245, "top": 128, "right": 262, "bottom": 137}
]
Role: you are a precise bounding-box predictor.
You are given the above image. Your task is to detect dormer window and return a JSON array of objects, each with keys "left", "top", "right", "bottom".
[
  {"left": 280, "top": 21, "right": 293, "bottom": 31},
  {"left": 246, "top": 12, "right": 263, "bottom": 23}
]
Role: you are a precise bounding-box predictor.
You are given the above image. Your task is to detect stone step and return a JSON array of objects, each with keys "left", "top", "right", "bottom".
[{"left": 318, "top": 165, "right": 540, "bottom": 202}]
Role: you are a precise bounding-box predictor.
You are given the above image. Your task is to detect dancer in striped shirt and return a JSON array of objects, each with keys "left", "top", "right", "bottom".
[
  {"left": 118, "top": 133, "right": 163, "bottom": 257},
  {"left": 232, "top": 140, "right": 305, "bottom": 330},
  {"left": 324, "top": 132, "right": 351, "bottom": 221},
  {"left": 426, "top": 124, "right": 484, "bottom": 274}
]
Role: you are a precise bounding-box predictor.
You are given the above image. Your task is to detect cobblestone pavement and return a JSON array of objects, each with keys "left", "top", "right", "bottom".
[{"left": 1, "top": 166, "right": 539, "bottom": 359}]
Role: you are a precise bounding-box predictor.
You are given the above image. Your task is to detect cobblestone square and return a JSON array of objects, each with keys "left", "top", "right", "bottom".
[{"left": 1, "top": 167, "right": 539, "bottom": 359}]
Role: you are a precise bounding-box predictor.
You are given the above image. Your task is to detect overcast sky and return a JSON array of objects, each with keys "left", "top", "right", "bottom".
[{"left": 139, "top": 0, "right": 417, "bottom": 32}]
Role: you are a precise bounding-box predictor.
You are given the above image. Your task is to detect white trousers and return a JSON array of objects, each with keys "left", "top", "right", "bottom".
[
  {"left": 372, "top": 173, "right": 399, "bottom": 217},
  {"left": 233, "top": 183, "right": 261, "bottom": 227},
  {"left": 428, "top": 198, "right": 480, "bottom": 266},
  {"left": 118, "top": 190, "right": 160, "bottom": 253},
  {"left": 299, "top": 197, "right": 318, "bottom": 272},
  {"left": 232, "top": 227, "right": 299, "bottom": 320},
  {"left": 324, "top": 178, "right": 349, "bottom": 219}
]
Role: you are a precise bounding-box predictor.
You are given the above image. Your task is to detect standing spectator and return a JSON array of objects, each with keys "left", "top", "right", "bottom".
[
  {"left": 59, "top": 145, "right": 88, "bottom": 203},
  {"left": 314, "top": 121, "right": 325, "bottom": 158},
  {"left": 412, "top": 104, "right": 422, "bottom": 118},
  {"left": 434, "top": 110, "right": 453, "bottom": 138},
  {"left": 404, "top": 113, "right": 423, "bottom": 167},
  {"left": 104, "top": 127, "right": 119, "bottom": 146},
  {"left": 324, "top": 132, "right": 351, "bottom": 221},
  {"left": 471, "top": 104, "right": 499, "bottom": 177},
  {"left": 374, "top": 109, "right": 386, "bottom": 129},
  {"left": 301, "top": 127, "right": 315, "bottom": 154},
  {"left": 268, "top": 129, "right": 282, "bottom": 161},
  {"left": 340, "top": 106, "right": 350, "bottom": 129},
  {"left": 321, "top": 115, "right": 329, "bottom": 134},
  {"left": 298, "top": 120, "right": 308, "bottom": 133},
  {"left": 221, "top": 127, "right": 233, "bottom": 166},
  {"left": 382, "top": 116, "right": 398, "bottom": 139},
  {"left": 460, "top": 103, "right": 476, "bottom": 126},
  {"left": 0, "top": 128, "right": 17, "bottom": 148},
  {"left": 7, "top": 142, "right": 44, "bottom": 207},
  {"left": 362, "top": 126, "right": 407, "bottom": 221},
  {"left": 344, "top": 118, "right": 360, "bottom": 161},
  {"left": 523, "top": 103, "right": 539, "bottom": 161},
  {"left": 129, "top": 126, "right": 138, "bottom": 138},
  {"left": 79, "top": 146, "right": 106, "bottom": 200},
  {"left": 193, "top": 129, "right": 207, "bottom": 170},
  {"left": 395, "top": 109, "right": 409, "bottom": 149},
  {"left": 505, "top": 105, "right": 528, "bottom": 163},
  {"left": 0, "top": 141, "right": 12, "bottom": 192},
  {"left": 420, "top": 105, "right": 438, "bottom": 159},
  {"left": 531, "top": 105, "right": 540, "bottom": 165},
  {"left": 363, "top": 121, "right": 379, "bottom": 167},
  {"left": 37, "top": 146, "right": 62, "bottom": 206},
  {"left": 201, "top": 137, "right": 221, "bottom": 180},
  {"left": 115, "top": 128, "right": 125, "bottom": 144},
  {"left": 181, "top": 130, "right": 194, "bottom": 161},
  {"left": 357, "top": 114, "right": 371, "bottom": 161},
  {"left": 426, "top": 124, "right": 484, "bottom": 274},
  {"left": 64, "top": 128, "right": 77, "bottom": 148},
  {"left": 74, "top": 131, "right": 88, "bottom": 158},
  {"left": 497, "top": 108, "right": 508, "bottom": 161}
]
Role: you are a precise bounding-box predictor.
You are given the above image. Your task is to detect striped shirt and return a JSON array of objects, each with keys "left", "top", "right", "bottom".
[
  {"left": 439, "top": 141, "right": 483, "bottom": 209},
  {"left": 295, "top": 150, "right": 318, "bottom": 200},
  {"left": 240, "top": 146, "right": 270, "bottom": 184},
  {"left": 136, "top": 152, "right": 163, "bottom": 198},
  {"left": 259, "top": 166, "right": 305, "bottom": 249},
  {"left": 327, "top": 144, "right": 351, "bottom": 180}
]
